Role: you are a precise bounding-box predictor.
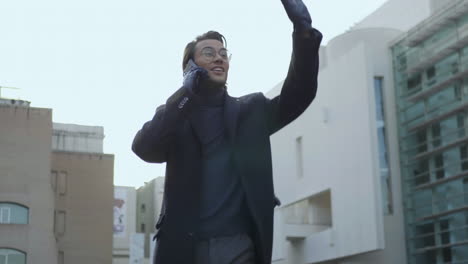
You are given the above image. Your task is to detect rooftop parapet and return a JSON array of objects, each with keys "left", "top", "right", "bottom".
[
  {"left": 52, "top": 123, "right": 105, "bottom": 154},
  {"left": 0, "top": 98, "right": 31, "bottom": 107},
  {"left": 406, "top": 0, "right": 468, "bottom": 46}
]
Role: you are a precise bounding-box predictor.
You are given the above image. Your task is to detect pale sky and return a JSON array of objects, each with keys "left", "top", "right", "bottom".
[{"left": 0, "top": 0, "right": 388, "bottom": 187}]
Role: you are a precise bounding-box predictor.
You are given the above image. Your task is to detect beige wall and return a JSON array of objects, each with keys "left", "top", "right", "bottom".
[
  {"left": 0, "top": 105, "right": 58, "bottom": 264},
  {"left": 51, "top": 151, "right": 114, "bottom": 264}
]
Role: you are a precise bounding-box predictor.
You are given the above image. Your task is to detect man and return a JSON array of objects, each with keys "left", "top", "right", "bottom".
[{"left": 132, "top": 0, "right": 322, "bottom": 263}]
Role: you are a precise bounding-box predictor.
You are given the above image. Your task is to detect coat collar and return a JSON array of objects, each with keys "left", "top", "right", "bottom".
[{"left": 185, "top": 91, "right": 241, "bottom": 145}]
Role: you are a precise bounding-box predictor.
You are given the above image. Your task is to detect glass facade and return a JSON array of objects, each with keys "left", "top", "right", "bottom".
[{"left": 393, "top": 8, "right": 468, "bottom": 264}]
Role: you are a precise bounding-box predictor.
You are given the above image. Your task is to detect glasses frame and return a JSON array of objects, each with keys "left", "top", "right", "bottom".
[{"left": 200, "top": 46, "right": 232, "bottom": 62}]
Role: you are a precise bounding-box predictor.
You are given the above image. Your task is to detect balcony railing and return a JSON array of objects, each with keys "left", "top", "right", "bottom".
[
  {"left": 401, "top": 124, "right": 466, "bottom": 157},
  {"left": 406, "top": 58, "right": 468, "bottom": 103},
  {"left": 413, "top": 203, "right": 468, "bottom": 223},
  {"left": 411, "top": 136, "right": 468, "bottom": 161},
  {"left": 407, "top": 102, "right": 468, "bottom": 132},
  {"left": 406, "top": 29, "right": 468, "bottom": 74}
]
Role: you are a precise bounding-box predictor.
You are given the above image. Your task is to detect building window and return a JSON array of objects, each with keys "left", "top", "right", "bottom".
[
  {"left": 54, "top": 210, "right": 66, "bottom": 236},
  {"left": 460, "top": 145, "right": 468, "bottom": 171},
  {"left": 51, "top": 171, "right": 58, "bottom": 191},
  {"left": 407, "top": 73, "right": 422, "bottom": 93},
  {"left": 58, "top": 251, "right": 64, "bottom": 264},
  {"left": 295, "top": 136, "right": 304, "bottom": 178},
  {"left": 0, "top": 203, "right": 28, "bottom": 224},
  {"left": 58, "top": 172, "right": 67, "bottom": 196},
  {"left": 426, "top": 66, "right": 436, "bottom": 80},
  {"left": 0, "top": 248, "right": 26, "bottom": 264},
  {"left": 141, "top": 204, "right": 146, "bottom": 213},
  {"left": 0, "top": 208, "right": 9, "bottom": 224},
  {"left": 141, "top": 223, "right": 146, "bottom": 232},
  {"left": 374, "top": 77, "right": 393, "bottom": 215}
]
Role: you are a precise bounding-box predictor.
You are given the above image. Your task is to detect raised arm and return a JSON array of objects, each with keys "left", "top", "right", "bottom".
[{"left": 267, "top": 0, "right": 322, "bottom": 135}]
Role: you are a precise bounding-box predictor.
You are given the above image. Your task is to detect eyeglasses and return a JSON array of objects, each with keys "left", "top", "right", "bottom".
[{"left": 200, "top": 47, "right": 232, "bottom": 62}]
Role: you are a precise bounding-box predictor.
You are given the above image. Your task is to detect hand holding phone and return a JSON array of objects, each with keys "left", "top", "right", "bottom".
[{"left": 183, "top": 59, "right": 208, "bottom": 93}]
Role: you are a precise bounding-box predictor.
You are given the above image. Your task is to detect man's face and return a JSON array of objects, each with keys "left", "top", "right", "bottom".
[{"left": 193, "top": 39, "right": 230, "bottom": 86}]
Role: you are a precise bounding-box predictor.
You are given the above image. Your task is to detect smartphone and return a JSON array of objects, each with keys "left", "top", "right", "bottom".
[{"left": 183, "top": 59, "right": 199, "bottom": 77}]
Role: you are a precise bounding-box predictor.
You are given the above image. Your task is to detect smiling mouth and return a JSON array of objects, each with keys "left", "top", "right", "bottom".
[{"left": 211, "top": 67, "right": 225, "bottom": 73}]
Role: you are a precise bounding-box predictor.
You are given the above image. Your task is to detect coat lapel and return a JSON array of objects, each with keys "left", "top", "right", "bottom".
[{"left": 224, "top": 95, "right": 241, "bottom": 144}]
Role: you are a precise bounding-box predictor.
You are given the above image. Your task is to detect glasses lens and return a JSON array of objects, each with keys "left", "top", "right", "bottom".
[
  {"left": 201, "top": 47, "right": 216, "bottom": 60},
  {"left": 219, "top": 49, "right": 228, "bottom": 60},
  {"left": 201, "top": 47, "right": 230, "bottom": 62}
]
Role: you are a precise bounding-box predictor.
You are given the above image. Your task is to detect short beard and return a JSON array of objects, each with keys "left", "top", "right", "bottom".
[{"left": 198, "top": 77, "right": 226, "bottom": 95}]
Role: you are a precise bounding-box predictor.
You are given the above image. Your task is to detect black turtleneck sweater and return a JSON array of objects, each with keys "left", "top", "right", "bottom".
[{"left": 188, "top": 87, "right": 252, "bottom": 239}]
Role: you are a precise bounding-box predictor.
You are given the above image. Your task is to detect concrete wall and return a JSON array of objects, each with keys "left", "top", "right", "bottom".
[
  {"left": 52, "top": 123, "right": 104, "bottom": 154},
  {"left": 430, "top": 0, "right": 454, "bottom": 12},
  {"left": 351, "top": 0, "right": 432, "bottom": 32},
  {"left": 0, "top": 104, "right": 58, "bottom": 264},
  {"left": 268, "top": 28, "right": 406, "bottom": 264},
  {"left": 51, "top": 151, "right": 114, "bottom": 264}
]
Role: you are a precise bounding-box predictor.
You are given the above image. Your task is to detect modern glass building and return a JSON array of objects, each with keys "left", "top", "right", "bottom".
[{"left": 392, "top": 1, "right": 468, "bottom": 263}]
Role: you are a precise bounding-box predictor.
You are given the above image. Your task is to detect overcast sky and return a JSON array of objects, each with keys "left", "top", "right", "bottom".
[{"left": 0, "top": 0, "right": 388, "bottom": 187}]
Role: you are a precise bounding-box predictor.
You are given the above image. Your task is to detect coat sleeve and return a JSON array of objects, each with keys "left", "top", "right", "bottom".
[
  {"left": 132, "top": 86, "right": 194, "bottom": 163},
  {"left": 266, "top": 28, "right": 322, "bottom": 135}
]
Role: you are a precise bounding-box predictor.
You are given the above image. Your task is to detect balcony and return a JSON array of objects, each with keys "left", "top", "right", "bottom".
[
  {"left": 411, "top": 135, "right": 468, "bottom": 161},
  {"left": 407, "top": 102, "right": 468, "bottom": 132},
  {"left": 406, "top": 28, "right": 468, "bottom": 74},
  {"left": 410, "top": 191, "right": 468, "bottom": 223},
  {"left": 407, "top": 57, "right": 468, "bottom": 102},
  {"left": 280, "top": 190, "right": 332, "bottom": 241},
  {"left": 414, "top": 170, "right": 468, "bottom": 191}
]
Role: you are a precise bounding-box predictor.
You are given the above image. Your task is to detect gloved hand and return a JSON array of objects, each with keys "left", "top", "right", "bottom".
[
  {"left": 281, "top": 0, "right": 312, "bottom": 31},
  {"left": 183, "top": 59, "right": 208, "bottom": 94}
]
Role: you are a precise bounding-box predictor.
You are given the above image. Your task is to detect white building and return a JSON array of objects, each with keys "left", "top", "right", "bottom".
[
  {"left": 52, "top": 123, "right": 104, "bottom": 154},
  {"left": 267, "top": 0, "right": 453, "bottom": 263},
  {"left": 136, "top": 177, "right": 166, "bottom": 263},
  {"left": 113, "top": 178, "right": 166, "bottom": 264},
  {"left": 113, "top": 186, "right": 137, "bottom": 264}
]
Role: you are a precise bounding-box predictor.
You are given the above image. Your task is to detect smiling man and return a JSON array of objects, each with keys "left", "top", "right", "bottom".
[{"left": 132, "top": 0, "right": 322, "bottom": 263}]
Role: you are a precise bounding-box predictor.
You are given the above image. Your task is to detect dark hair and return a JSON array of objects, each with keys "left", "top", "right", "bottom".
[{"left": 182, "top": 31, "right": 227, "bottom": 71}]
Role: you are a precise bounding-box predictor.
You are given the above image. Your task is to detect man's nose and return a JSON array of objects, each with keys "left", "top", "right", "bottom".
[
  {"left": 213, "top": 54, "right": 224, "bottom": 63},
  {"left": 214, "top": 53, "right": 224, "bottom": 63}
]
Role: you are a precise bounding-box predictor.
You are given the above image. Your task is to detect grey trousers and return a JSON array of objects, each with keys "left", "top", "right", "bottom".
[{"left": 194, "top": 233, "right": 256, "bottom": 264}]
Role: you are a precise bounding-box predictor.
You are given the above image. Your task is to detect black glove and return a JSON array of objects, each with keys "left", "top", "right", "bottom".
[
  {"left": 183, "top": 59, "right": 208, "bottom": 94},
  {"left": 281, "top": 0, "right": 312, "bottom": 31}
]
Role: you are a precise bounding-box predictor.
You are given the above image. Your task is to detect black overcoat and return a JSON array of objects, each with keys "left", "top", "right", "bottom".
[{"left": 132, "top": 28, "right": 322, "bottom": 264}]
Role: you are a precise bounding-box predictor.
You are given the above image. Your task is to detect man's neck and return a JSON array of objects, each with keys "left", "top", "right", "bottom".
[{"left": 198, "top": 80, "right": 225, "bottom": 96}]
